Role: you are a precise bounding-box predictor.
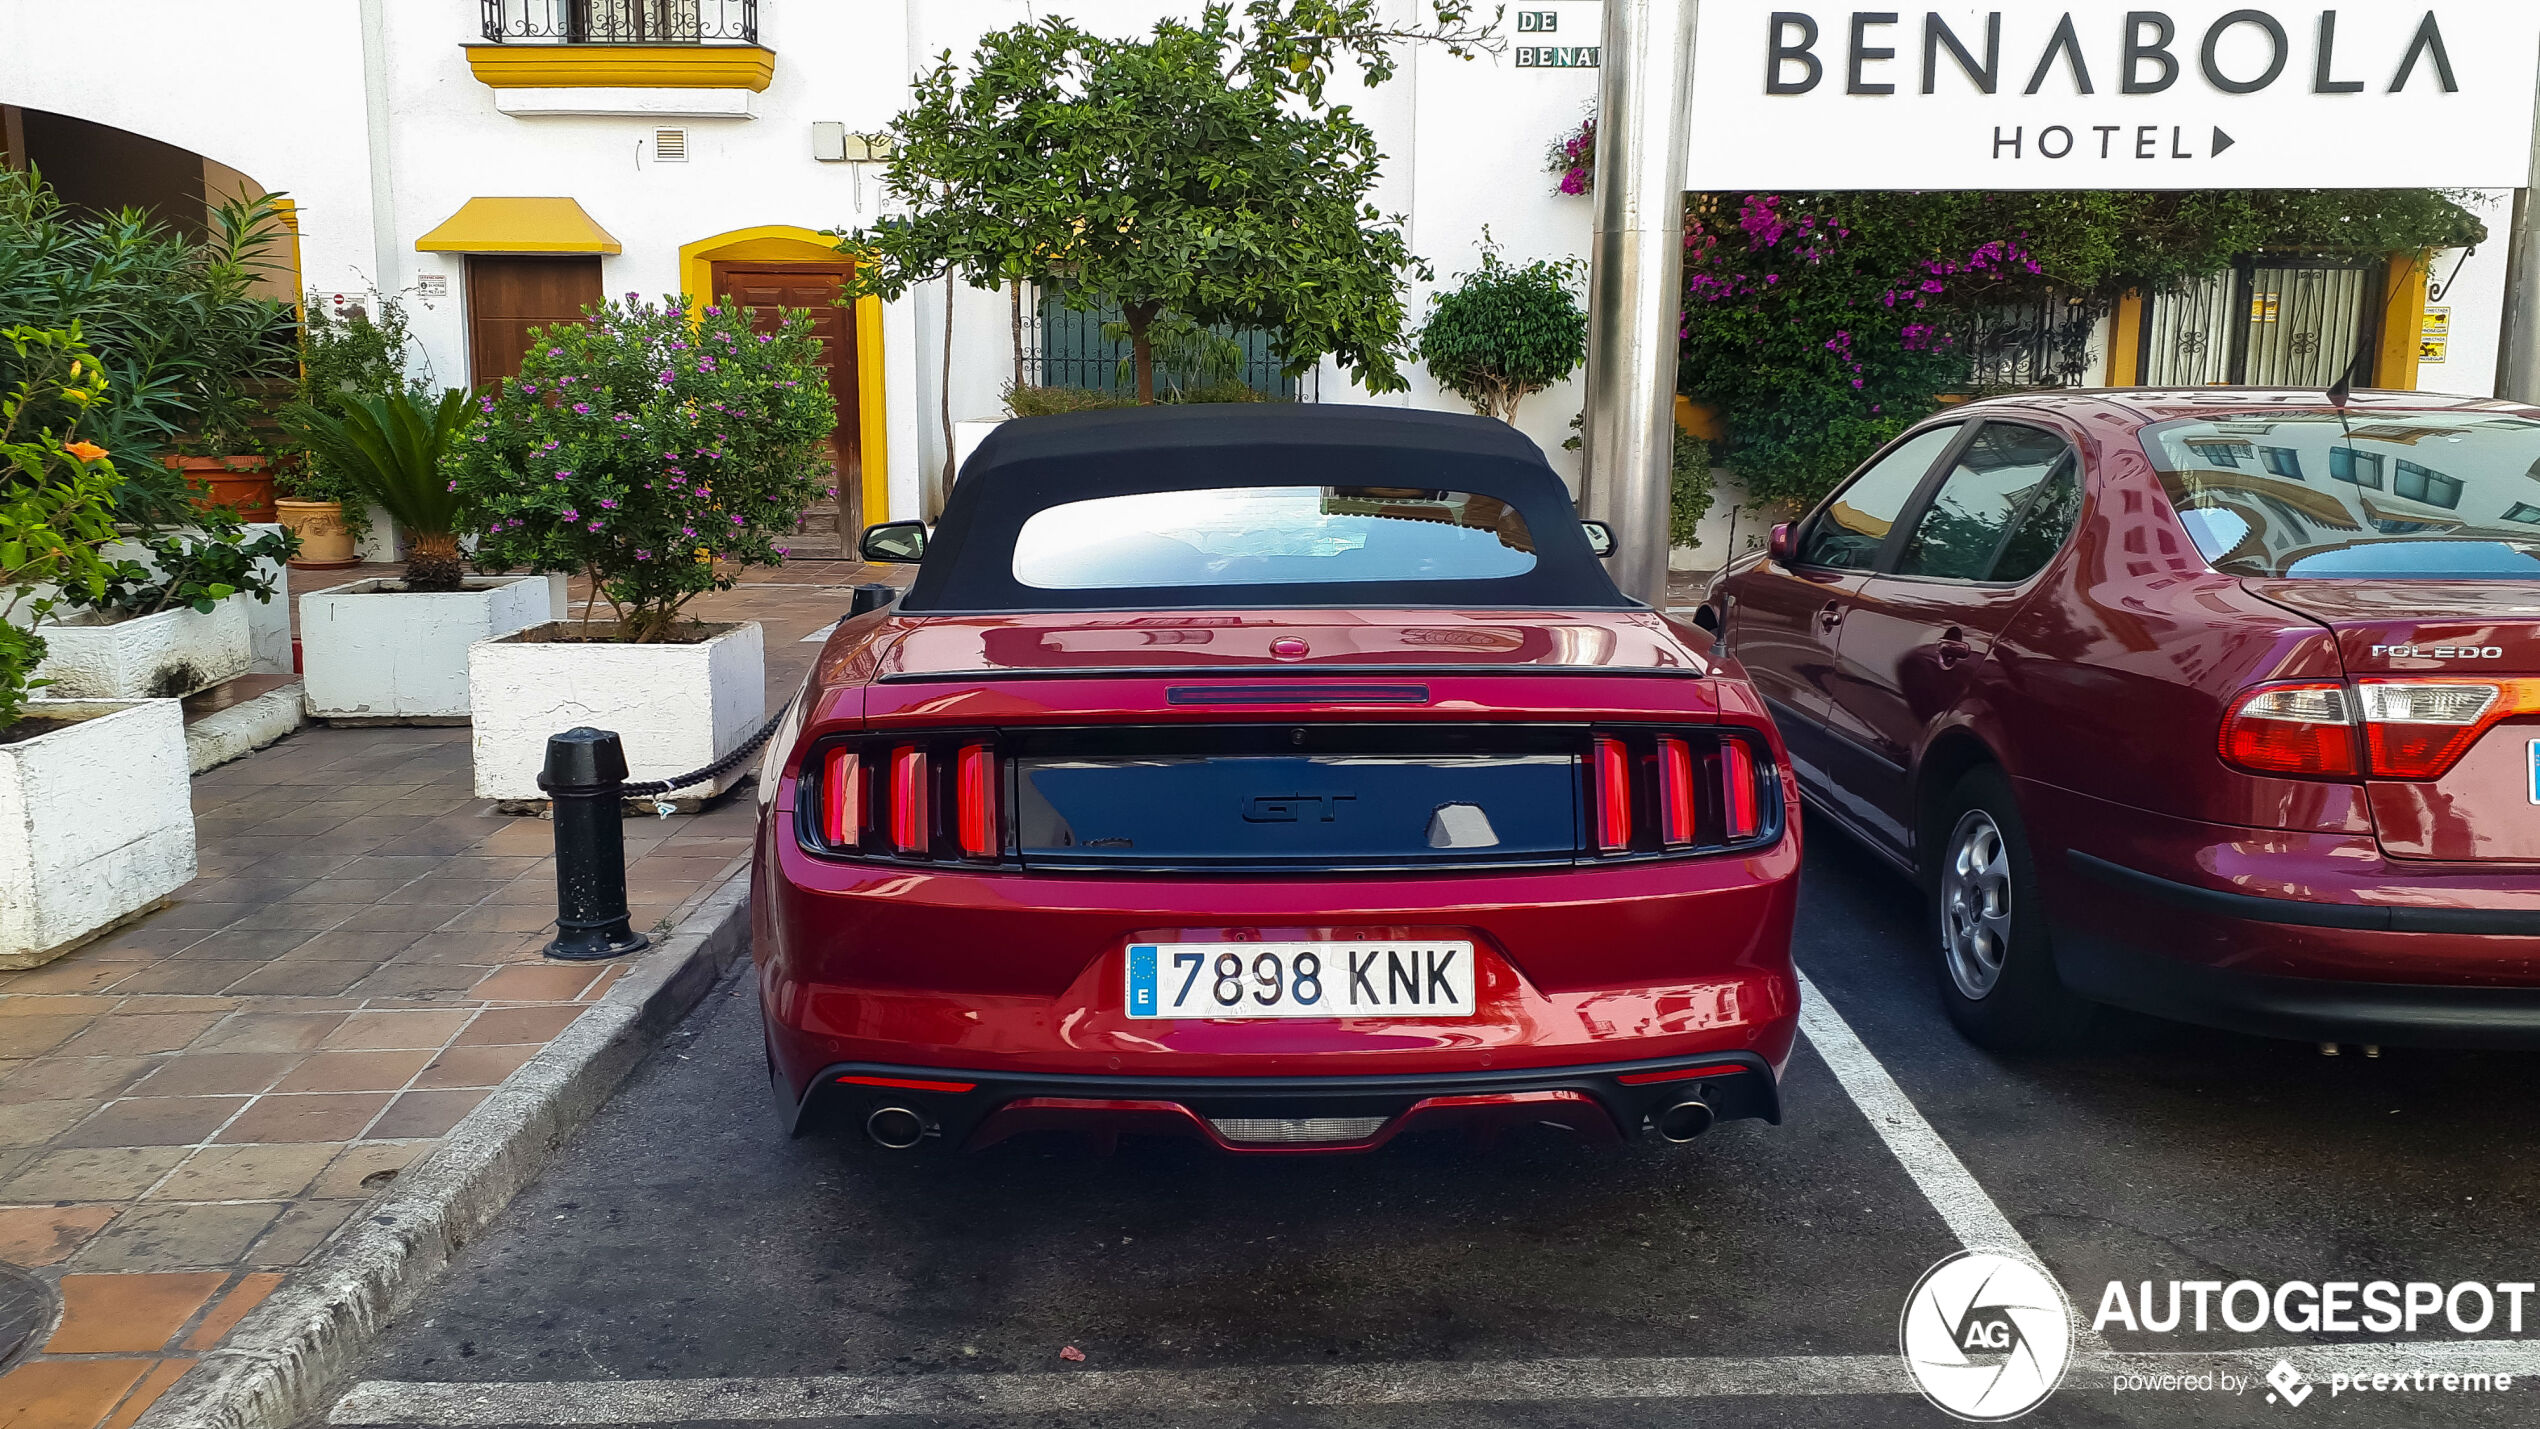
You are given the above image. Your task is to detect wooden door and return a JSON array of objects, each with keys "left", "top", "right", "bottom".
[
  {"left": 465, "top": 256, "right": 603, "bottom": 386},
  {"left": 711, "top": 263, "right": 860, "bottom": 557}
]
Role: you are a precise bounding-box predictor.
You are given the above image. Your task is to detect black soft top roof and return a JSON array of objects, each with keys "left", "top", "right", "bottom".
[{"left": 900, "top": 404, "right": 1633, "bottom": 613}]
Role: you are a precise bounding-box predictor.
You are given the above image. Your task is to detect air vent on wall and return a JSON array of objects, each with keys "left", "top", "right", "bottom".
[{"left": 654, "top": 127, "right": 689, "bottom": 162}]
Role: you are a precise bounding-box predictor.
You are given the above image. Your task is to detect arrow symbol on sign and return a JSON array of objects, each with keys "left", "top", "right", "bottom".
[{"left": 2212, "top": 126, "right": 2237, "bottom": 157}]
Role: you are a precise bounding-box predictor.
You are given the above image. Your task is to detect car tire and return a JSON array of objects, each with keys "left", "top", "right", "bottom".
[{"left": 1927, "top": 765, "right": 2094, "bottom": 1052}]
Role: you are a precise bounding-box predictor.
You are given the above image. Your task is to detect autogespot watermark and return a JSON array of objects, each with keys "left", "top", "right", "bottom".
[{"left": 1903, "top": 1259, "right": 2534, "bottom": 1420}]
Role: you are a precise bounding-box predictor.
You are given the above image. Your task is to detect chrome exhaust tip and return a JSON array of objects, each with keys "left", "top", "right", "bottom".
[
  {"left": 865, "top": 1105, "right": 928, "bottom": 1150},
  {"left": 1655, "top": 1099, "right": 1715, "bottom": 1144}
]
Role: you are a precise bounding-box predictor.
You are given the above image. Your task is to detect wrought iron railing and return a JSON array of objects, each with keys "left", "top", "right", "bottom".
[
  {"left": 1023, "top": 287, "right": 1315, "bottom": 402},
  {"left": 480, "top": 0, "right": 757, "bottom": 44},
  {"left": 1941, "top": 294, "right": 2105, "bottom": 392}
]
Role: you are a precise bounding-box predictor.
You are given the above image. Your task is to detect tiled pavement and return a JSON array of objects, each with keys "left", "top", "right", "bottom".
[{"left": 0, "top": 561, "right": 889, "bottom": 1428}]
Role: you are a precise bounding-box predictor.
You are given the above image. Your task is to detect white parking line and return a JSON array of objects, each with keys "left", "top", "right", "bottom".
[
  {"left": 333, "top": 1340, "right": 2540, "bottom": 1425},
  {"left": 1791, "top": 968, "right": 2035, "bottom": 1262}
]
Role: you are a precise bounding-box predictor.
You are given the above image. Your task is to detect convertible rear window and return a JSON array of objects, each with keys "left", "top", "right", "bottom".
[
  {"left": 2143, "top": 414, "right": 2540, "bottom": 579},
  {"left": 1013, "top": 486, "right": 1536, "bottom": 591}
]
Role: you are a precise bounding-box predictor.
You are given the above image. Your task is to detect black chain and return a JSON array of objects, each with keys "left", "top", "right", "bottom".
[
  {"left": 533, "top": 694, "right": 796, "bottom": 800},
  {"left": 621, "top": 694, "right": 796, "bottom": 798}
]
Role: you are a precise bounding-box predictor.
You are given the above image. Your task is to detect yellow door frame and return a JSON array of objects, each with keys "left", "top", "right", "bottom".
[{"left": 678, "top": 225, "right": 889, "bottom": 526}]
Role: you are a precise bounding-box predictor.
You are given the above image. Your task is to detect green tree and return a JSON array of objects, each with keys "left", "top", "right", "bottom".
[
  {"left": 285, "top": 388, "right": 476, "bottom": 591},
  {"left": 844, "top": 2, "right": 1499, "bottom": 406},
  {"left": 1417, "top": 243, "right": 1587, "bottom": 424}
]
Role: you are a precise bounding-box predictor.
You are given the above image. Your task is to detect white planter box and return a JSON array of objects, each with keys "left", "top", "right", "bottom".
[
  {"left": 468, "top": 620, "right": 765, "bottom": 804},
  {"left": 301, "top": 575, "right": 555, "bottom": 721},
  {"left": 31, "top": 595, "right": 253, "bottom": 699},
  {"left": 0, "top": 700, "right": 197, "bottom": 969}
]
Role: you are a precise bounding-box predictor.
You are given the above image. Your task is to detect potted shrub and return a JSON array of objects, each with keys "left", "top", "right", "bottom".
[
  {"left": 289, "top": 386, "right": 555, "bottom": 721},
  {"left": 450, "top": 294, "right": 832, "bottom": 803},
  {"left": 1, "top": 327, "right": 196, "bottom": 969},
  {"left": 33, "top": 515, "right": 293, "bottom": 700},
  {"left": 277, "top": 290, "right": 428, "bottom": 568}
]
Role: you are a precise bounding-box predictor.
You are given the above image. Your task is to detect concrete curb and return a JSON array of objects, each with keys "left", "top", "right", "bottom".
[
  {"left": 135, "top": 876, "right": 754, "bottom": 1429},
  {"left": 186, "top": 683, "right": 306, "bottom": 773}
]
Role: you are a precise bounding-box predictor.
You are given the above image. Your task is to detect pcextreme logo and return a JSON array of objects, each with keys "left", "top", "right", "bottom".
[{"left": 1900, "top": 1250, "right": 2075, "bottom": 1421}]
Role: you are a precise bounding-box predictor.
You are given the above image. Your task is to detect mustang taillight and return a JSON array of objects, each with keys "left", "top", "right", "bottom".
[
  {"left": 818, "top": 747, "right": 861, "bottom": 846},
  {"left": 1591, "top": 729, "right": 1774, "bottom": 858},
  {"left": 1594, "top": 736, "right": 1634, "bottom": 853},
  {"left": 2222, "top": 678, "right": 2540, "bottom": 781},
  {"left": 955, "top": 743, "right": 999, "bottom": 860},
  {"left": 888, "top": 745, "right": 929, "bottom": 854},
  {"left": 1657, "top": 736, "right": 1697, "bottom": 847},
  {"left": 1720, "top": 737, "right": 1761, "bottom": 842},
  {"left": 807, "top": 736, "right": 1003, "bottom": 863}
]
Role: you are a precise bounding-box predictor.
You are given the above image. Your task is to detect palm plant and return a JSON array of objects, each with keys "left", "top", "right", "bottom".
[{"left": 283, "top": 387, "right": 476, "bottom": 590}]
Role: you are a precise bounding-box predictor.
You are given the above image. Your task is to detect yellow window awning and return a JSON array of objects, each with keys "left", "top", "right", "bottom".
[{"left": 415, "top": 197, "right": 621, "bottom": 256}]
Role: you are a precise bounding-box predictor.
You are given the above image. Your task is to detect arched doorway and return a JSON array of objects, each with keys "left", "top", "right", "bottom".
[{"left": 680, "top": 226, "right": 889, "bottom": 557}]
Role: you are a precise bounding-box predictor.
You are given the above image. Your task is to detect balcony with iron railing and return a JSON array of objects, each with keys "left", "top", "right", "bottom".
[
  {"left": 467, "top": 0, "right": 774, "bottom": 105},
  {"left": 479, "top": 0, "right": 758, "bottom": 45}
]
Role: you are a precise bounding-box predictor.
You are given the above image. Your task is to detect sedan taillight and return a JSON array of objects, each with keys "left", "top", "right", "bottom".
[
  {"left": 955, "top": 743, "right": 999, "bottom": 860},
  {"left": 2219, "top": 682, "right": 2357, "bottom": 778},
  {"left": 888, "top": 745, "right": 929, "bottom": 854},
  {"left": 818, "top": 747, "right": 861, "bottom": 847},
  {"left": 2221, "top": 677, "right": 2540, "bottom": 781}
]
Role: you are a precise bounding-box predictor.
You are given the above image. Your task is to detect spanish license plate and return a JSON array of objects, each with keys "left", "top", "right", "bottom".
[{"left": 1124, "top": 941, "right": 1476, "bottom": 1020}]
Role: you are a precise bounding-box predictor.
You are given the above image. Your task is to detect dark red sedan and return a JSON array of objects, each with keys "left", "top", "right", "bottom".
[
  {"left": 1704, "top": 389, "right": 2540, "bottom": 1052},
  {"left": 752, "top": 406, "right": 1800, "bottom": 1154}
]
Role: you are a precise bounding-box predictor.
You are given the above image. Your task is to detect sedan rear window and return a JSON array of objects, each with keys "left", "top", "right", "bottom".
[
  {"left": 2143, "top": 414, "right": 2540, "bottom": 579},
  {"left": 1013, "top": 486, "right": 1536, "bottom": 591}
]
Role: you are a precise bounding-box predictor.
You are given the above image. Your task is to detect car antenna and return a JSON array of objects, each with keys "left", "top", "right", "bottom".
[{"left": 2325, "top": 342, "right": 2362, "bottom": 439}]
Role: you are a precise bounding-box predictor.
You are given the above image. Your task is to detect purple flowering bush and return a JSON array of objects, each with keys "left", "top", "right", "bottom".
[
  {"left": 1678, "top": 194, "right": 2046, "bottom": 511},
  {"left": 1545, "top": 116, "right": 1594, "bottom": 196},
  {"left": 446, "top": 295, "right": 833, "bottom": 643}
]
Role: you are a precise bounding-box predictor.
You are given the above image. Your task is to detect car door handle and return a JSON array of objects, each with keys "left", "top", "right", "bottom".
[
  {"left": 1935, "top": 627, "right": 1973, "bottom": 665},
  {"left": 1815, "top": 602, "right": 1843, "bottom": 632}
]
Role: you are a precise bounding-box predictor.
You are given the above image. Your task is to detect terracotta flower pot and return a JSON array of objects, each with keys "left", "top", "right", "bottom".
[
  {"left": 276, "top": 498, "right": 360, "bottom": 568},
  {"left": 167, "top": 454, "right": 276, "bottom": 523}
]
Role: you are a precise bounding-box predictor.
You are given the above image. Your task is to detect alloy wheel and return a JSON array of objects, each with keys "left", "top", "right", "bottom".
[{"left": 1940, "top": 808, "right": 2014, "bottom": 1000}]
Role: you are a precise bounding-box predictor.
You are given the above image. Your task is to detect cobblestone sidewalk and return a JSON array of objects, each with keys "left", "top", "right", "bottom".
[{"left": 0, "top": 563, "right": 878, "bottom": 1428}]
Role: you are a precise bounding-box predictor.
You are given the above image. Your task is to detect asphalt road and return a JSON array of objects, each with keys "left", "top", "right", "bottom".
[{"left": 321, "top": 828, "right": 2540, "bottom": 1429}]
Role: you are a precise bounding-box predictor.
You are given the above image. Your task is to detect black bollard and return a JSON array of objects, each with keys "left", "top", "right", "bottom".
[
  {"left": 847, "top": 582, "right": 898, "bottom": 619},
  {"left": 543, "top": 727, "right": 650, "bottom": 962}
]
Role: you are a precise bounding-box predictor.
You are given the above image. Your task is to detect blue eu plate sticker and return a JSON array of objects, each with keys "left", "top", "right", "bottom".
[
  {"left": 2529, "top": 740, "right": 2539, "bottom": 805},
  {"left": 1127, "top": 944, "right": 1159, "bottom": 1016}
]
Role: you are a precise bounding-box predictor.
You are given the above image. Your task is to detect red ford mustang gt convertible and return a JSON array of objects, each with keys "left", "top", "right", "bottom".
[
  {"left": 751, "top": 405, "right": 1800, "bottom": 1154},
  {"left": 1704, "top": 389, "right": 2540, "bottom": 1053}
]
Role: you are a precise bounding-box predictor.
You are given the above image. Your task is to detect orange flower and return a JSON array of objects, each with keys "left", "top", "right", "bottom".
[{"left": 64, "top": 440, "right": 109, "bottom": 463}]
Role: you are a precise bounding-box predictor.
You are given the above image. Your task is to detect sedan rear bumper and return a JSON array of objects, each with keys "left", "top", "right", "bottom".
[
  {"left": 2054, "top": 848, "right": 2540, "bottom": 1048},
  {"left": 786, "top": 1052, "right": 1781, "bottom": 1153}
]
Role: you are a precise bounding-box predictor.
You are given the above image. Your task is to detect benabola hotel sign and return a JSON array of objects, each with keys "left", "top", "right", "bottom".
[{"left": 1686, "top": 3, "right": 2540, "bottom": 189}]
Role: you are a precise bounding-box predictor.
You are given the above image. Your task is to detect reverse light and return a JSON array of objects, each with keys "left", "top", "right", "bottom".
[
  {"left": 1594, "top": 736, "right": 1633, "bottom": 853},
  {"left": 2219, "top": 682, "right": 2358, "bottom": 778},
  {"left": 955, "top": 743, "right": 999, "bottom": 859},
  {"left": 2355, "top": 678, "right": 2540, "bottom": 779},
  {"left": 1657, "top": 736, "right": 1697, "bottom": 847},
  {"left": 819, "top": 747, "right": 861, "bottom": 846},
  {"left": 889, "top": 745, "right": 929, "bottom": 854}
]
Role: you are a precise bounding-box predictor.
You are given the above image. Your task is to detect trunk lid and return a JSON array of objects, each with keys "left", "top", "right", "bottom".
[
  {"left": 2244, "top": 578, "right": 2540, "bottom": 862},
  {"left": 870, "top": 609, "right": 1714, "bottom": 681}
]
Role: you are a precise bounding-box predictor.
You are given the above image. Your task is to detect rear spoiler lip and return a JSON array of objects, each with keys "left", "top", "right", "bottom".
[{"left": 874, "top": 663, "right": 1713, "bottom": 684}]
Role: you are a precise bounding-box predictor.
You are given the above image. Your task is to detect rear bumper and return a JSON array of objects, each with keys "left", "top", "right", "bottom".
[
  {"left": 2037, "top": 806, "right": 2540, "bottom": 1046},
  {"left": 788, "top": 1052, "right": 1781, "bottom": 1152}
]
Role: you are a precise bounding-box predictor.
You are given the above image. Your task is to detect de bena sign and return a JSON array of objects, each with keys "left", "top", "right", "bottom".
[{"left": 1685, "top": 2, "right": 2540, "bottom": 190}]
